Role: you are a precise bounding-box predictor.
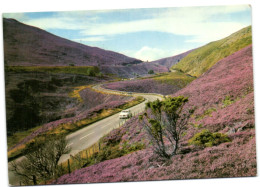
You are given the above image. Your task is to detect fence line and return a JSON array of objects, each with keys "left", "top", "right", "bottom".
[{"left": 63, "top": 109, "right": 145, "bottom": 176}]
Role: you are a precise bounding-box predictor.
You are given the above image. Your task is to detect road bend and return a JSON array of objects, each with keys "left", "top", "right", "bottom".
[{"left": 8, "top": 84, "right": 162, "bottom": 185}]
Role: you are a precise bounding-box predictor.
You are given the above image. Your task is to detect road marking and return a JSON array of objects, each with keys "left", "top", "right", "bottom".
[
  {"left": 80, "top": 132, "right": 94, "bottom": 140},
  {"left": 101, "top": 123, "right": 113, "bottom": 129},
  {"left": 67, "top": 143, "right": 74, "bottom": 147}
]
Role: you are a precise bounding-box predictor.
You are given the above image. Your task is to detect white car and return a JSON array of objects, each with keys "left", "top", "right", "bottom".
[{"left": 119, "top": 110, "right": 133, "bottom": 119}]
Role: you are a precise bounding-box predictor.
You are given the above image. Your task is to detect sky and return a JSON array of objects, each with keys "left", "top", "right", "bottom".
[{"left": 3, "top": 5, "right": 251, "bottom": 61}]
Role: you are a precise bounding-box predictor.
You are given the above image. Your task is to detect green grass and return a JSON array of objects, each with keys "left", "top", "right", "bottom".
[
  {"left": 195, "top": 107, "right": 217, "bottom": 121},
  {"left": 222, "top": 95, "right": 236, "bottom": 108},
  {"left": 7, "top": 126, "right": 42, "bottom": 149},
  {"left": 5, "top": 66, "right": 101, "bottom": 76},
  {"left": 152, "top": 71, "right": 196, "bottom": 88},
  {"left": 172, "top": 26, "right": 252, "bottom": 77}
]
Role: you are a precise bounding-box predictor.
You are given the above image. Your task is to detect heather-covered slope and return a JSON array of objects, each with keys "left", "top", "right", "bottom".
[
  {"left": 171, "top": 44, "right": 254, "bottom": 133},
  {"left": 99, "top": 63, "right": 168, "bottom": 78},
  {"left": 172, "top": 26, "right": 252, "bottom": 77},
  {"left": 103, "top": 71, "right": 195, "bottom": 95},
  {"left": 3, "top": 18, "right": 138, "bottom": 67},
  {"left": 3, "top": 18, "right": 170, "bottom": 78},
  {"left": 104, "top": 78, "right": 177, "bottom": 95},
  {"left": 53, "top": 45, "right": 255, "bottom": 184},
  {"left": 150, "top": 49, "right": 193, "bottom": 68}
]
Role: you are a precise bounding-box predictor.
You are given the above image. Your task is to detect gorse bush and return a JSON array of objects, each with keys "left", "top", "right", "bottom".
[
  {"left": 189, "top": 129, "right": 231, "bottom": 147},
  {"left": 139, "top": 96, "right": 194, "bottom": 159}
]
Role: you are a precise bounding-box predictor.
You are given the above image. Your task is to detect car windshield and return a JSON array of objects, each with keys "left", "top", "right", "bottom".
[{"left": 121, "top": 110, "right": 129, "bottom": 113}]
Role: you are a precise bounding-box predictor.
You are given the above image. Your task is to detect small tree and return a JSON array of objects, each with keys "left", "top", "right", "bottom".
[
  {"left": 11, "top": 134, "right": 70, "bottom": 185},
  {"left": 148, "top": 69, "right": 154, "bottom": 74},
  {"left": 139, "top": 96, "right": 193, "bottom": 159}
]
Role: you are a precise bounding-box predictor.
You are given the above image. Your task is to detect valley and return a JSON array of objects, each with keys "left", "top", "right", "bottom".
[{"left": 3, "top": 16, "right": 256, "bottom": 186}]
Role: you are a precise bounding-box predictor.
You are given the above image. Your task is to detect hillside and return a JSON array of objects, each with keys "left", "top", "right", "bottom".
[
  {"left": 150, "top": 49, "right": 194, "bottom": 68},
  {"left": 103, "top": 71, "right": 195, "bottom": 95},
  {"left": 100, "top": 63, "right": 168, "bottom": 78},
  {"left": 172, "top": 26, "right": 252, "bottom": 77},
  {"left": 8, "top": 86, "right": 133, "bottom": 152},
  {"left": 3, "top": 18, "right": 170, "bottom": 77},
  {"left": 52, "top": 45, "right": 255, "bottom": 184},
  {"left": 3, "top": 18, "right": 138, "bottom": 67}
]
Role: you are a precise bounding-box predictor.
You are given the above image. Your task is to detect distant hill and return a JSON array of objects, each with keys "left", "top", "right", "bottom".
[
  {"left": 3, "top": 18, "right": 139, "bottom": 67},
  {"left": 172, "top": 26, "right": 252, "bottom": 77},
  {"left": 3, "top": 18, "right": 170, "bottom": 78},
  {"left": 150, "top": 49, "right": 194, "bottom": 68},
  {"left": 99, "top": 63, "right": 168, "bottom": 78}
]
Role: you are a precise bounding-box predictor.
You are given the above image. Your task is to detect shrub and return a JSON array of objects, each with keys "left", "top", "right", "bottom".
[
  {"left": 11, "top": 135, "right": 70, "bottom": 185},
  {"left": 139, "top": 96, "right": 193, "bottom": 159},
  {"left": 148, "top": 69, "right": 154, "bottom": 74},
  {"left": 189, "top": 129, "right": 231, "bottom": 147}
]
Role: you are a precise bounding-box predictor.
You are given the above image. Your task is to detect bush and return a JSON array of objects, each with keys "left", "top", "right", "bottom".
[
  {"left": 148, "top": 69, "right": 154, "bottom": 74},
  {"left": 11, "top": 135, "right": 70, "bottom": 185},
  {"left": 189, "top": 129, "right": 230, "bottom": 147},
  {"left": 139, "top": 96, "right": 193, "bottom": 159}
]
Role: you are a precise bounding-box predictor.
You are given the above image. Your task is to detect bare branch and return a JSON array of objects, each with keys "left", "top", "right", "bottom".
[{"left": 11, "top": 134, "right": 70, "bottom": 185}]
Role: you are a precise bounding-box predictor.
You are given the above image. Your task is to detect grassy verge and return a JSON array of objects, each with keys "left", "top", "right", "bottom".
[
  {"left": 152, "top": 71, "right": 195, "bottom": 88},
  {"left": 57, "top": 127, "right": 145, "bottom": 180},
  {"left": 59, "top": 141, "right": 145, "bottom": 176},
  {"left": 5, "top": 66, "right": 101, "bottom": 77},
  {"left": 7, "top": 126, "right": 42, "bottom": 150},
  {"left": 68, "top": 85, "right": 89, "bottom": 102},
  {"left": 8, "top": 96, "right": 145, "bottom": 161},
  {"left": 128, "top": 71, "right": 195, "bottom": 89},
  {"left": 50, "top": 96, "right": 144, "bottom": 135}
]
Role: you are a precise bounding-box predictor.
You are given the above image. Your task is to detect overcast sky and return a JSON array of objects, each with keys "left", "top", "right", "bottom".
[{"left": 3, "top": 5, "right": 251, "bottom": 61}]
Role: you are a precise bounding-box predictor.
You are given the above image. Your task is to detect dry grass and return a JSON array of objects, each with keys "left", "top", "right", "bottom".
[{"left": 68, "top": 85, "right": 90, "bottom": 102}]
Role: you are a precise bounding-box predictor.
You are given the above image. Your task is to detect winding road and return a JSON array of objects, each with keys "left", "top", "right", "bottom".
[
  {"left": 59, "top": 84, "right": 163, "bottom": 162},
  {"left": 8, "top": 84, "right": 163, "bottom": 185}
]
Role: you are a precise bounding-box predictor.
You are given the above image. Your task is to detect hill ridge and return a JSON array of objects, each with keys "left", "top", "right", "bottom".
[
  {"left": 172, "top": 26, "right": 252, "bottom": 77},
  {"left": 3, "top": 18, "right": 138, "bottom": 67},
  {"left": 150, "top": 49, "right": 194, "bottom": 68}
]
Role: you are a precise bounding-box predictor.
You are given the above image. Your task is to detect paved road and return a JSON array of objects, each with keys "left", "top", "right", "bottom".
[
  {"left": 8, "top": 84, "right": 162, "bottom": 185},
  {"left": 59, "top": 85, "right": 162, "bottom": 163}
]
